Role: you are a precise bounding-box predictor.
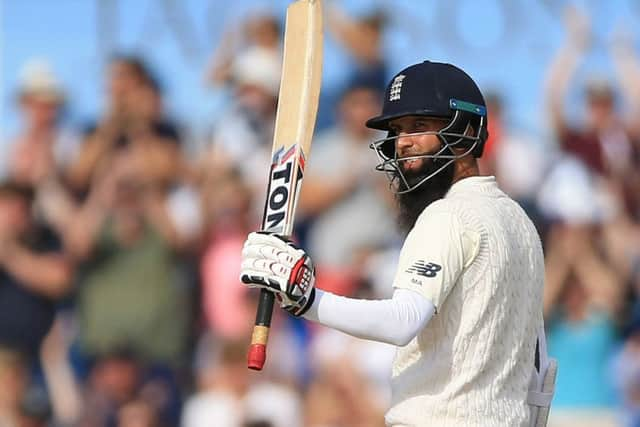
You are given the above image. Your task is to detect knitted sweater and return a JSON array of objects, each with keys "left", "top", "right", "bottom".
[{"left": 386, "top": 176, "right": 544, "bottom": 427}]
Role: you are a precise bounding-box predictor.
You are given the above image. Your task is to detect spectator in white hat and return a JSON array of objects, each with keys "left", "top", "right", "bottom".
[
  {"left": 7, "top": 59, "right": 80, "bottom": 186},
  {"left": 202, "top": 45, "right": 282, "bottom": 222}
]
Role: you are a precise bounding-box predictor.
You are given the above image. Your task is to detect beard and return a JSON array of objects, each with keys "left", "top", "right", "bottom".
[{"left": 395, "top": 158, "right": 455, "bottom": 234}]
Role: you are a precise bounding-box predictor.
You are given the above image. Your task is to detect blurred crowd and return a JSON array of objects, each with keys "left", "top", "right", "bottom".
[{"left": 0, "top": 5, "right": 639, "bottom": 427}]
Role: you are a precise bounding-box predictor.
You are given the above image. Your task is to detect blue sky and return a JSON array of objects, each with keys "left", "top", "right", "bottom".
[{"left": 2, "top": 0, "right": 639, "bottom": 147}]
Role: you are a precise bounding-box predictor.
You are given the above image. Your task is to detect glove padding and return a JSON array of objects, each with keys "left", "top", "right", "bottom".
[{"left": 240, "top": 232, "right": 316, "bottom": 317}]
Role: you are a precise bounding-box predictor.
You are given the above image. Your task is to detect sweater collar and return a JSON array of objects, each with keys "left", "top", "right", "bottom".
[{"left": 445, "top": 175, "right": 499, "bottom": 198}]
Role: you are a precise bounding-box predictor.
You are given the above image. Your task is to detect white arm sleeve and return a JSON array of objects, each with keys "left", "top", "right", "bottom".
[{"left": 303, "top": 288, "right": 435, "bottom": 346}]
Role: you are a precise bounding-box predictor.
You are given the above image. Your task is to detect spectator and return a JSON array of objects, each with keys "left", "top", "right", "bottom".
[
  {"left": 182, "top": 337, "right": 301, "bottom": 427},
  {"left": 609, "top": 22, "right": 640, "bottom": 223},
  {"left": 0, "top": 180, "right": 70, "bottom": 427},
  {"left": 297, "top": 78, "right": 395, "bottom": 295},
  {"left": 201, "top": 166, "right": 257, "bottom": 339},
  {"left": 5, "top": 59, "right": 85, "bottom": 241},
  {"left": 543, "top": 219, "right": 623, "bottom": 410},
  {"left": 206, "top": 11, "right": 281, "bottom": 88},
  {"left": 320, "top": 5, "right": 389, "bottom": 130},
  {"left": 68, "top": 55, "right": 182, "bottom": 194},
  {"left": 66, "top": 151, "right": 190, "bottom": 366},
  {"left": 326, "top": 5, "right": 388, "bottom": 91},
  {"left": 199, "top": 168, "right": 255, "bottom": 339},
  {"left": 542, "top": 16, "right": 640, "bottom": 423},
  {"left": 202, "top": 45, "right": 280, "bottom": 215},
  {"left": 197, "top": 166, "right": 307, "bottom": 385},
  {"left": 545, "top": 6, "right": 639, "bottom": 195},
  {"left": 78, "top": 349, "right": 144, "bottom": 426},
  {"left": 0, "top": 181, "right": 72, "bottom": 361},
  {"left": 482, "top": 91, "right": 548, "bottom": 222},
  {"left": 5, "top": 59, "right": 80, "bottom": 186}
]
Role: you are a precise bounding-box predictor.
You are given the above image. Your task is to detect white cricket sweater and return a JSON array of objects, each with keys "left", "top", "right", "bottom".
[{"left": 385, "top": 176, "right": 544, "bottom": 427}]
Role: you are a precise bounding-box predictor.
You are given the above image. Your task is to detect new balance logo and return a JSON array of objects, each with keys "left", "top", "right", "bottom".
[
  {"left": 389, "top": 74, "right": 405, "bottom": 101},
  {"left": 406, "top": 260, "right": 442, "bottom": 278}
]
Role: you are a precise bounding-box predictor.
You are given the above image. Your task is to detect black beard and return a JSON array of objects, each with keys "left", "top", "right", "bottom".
[{"left": 395, "top": 159, "right": 455, "bottom": 234}]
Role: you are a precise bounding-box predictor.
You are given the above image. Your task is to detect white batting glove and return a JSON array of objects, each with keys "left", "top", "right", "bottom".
[{"left": 240, "top": 232, "right": 316, "bottom": 317}]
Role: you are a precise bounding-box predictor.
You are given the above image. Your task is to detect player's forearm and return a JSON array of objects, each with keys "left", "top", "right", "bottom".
[{"left": 304, "top": 288, "right": 434, "bottom": 346}]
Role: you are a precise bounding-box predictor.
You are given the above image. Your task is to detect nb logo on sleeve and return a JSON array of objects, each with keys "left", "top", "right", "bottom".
[{"left": 406, "top": 260, "right": 442, "bottom": 278}]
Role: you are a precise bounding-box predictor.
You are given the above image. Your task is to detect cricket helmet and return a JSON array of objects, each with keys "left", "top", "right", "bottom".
[{"left": 366, "top": 60, "right": 488, "bottom": 193}]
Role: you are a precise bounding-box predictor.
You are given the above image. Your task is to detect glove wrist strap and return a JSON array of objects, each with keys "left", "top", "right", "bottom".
[{"left": 286, "top": 287, "right": 316, "bottom": 317}]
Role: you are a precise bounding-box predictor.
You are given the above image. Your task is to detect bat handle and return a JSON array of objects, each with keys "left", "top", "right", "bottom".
[{"left": 248, "top": 289, "right": 275, "bottom": 370}]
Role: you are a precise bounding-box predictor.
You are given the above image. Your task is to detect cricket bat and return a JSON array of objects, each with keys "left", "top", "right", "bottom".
[{"left": 247, "top": 0, "right": 323, "bottom": 371}]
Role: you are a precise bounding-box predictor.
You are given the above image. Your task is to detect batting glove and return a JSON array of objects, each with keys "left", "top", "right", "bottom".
[{"left": 240, "top": 232, "right": 316, "bottom": 317}]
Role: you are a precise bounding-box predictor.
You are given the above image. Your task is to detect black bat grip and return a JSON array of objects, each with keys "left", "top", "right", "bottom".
[{"left": 247, "top": 289, "right": 275, "bottom": 370}]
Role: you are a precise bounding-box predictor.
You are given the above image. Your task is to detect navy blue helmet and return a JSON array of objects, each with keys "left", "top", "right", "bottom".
[{"left": 366, "top": 61, "right": 488, "bottom": 193}]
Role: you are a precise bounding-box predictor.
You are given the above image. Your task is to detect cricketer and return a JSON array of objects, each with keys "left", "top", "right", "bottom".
[{"left": 240, "top": 60, "right": 556, "bottom": 427}]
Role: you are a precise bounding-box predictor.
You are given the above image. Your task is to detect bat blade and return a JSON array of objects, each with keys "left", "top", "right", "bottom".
[{"left": 248, "top": 0, "right": 323, "bottom": 371}]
